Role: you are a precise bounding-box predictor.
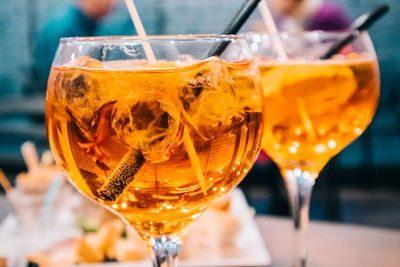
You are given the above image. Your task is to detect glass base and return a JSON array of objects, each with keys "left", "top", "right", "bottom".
[{"left": 151, "top": 236, "right": 181, "bottom": 267}]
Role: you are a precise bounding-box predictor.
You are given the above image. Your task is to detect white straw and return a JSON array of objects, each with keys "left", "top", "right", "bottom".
[
  {"left": 258, "top": 0, "right": 288, "bottom": 60},
  {"left": 124, "top": 0, "right": 156, "bottom": 63}
]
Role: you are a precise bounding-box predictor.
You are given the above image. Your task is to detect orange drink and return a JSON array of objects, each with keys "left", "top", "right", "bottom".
[
  {"left": 46, "top": 56, "right": 263, "bottom": 240},
  {"left": 260, "top": 58, "right": 379, "bottom": 175}
]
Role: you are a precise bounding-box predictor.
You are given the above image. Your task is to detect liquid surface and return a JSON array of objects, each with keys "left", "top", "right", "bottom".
[
  {"left": 260, "top": 58, "right": 379, "bottom": 175},
  {"left": 46, "top": 57, "right": 263, "bottom": 240}
]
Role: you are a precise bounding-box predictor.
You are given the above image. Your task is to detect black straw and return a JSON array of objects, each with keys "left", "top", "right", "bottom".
[
  {"left": 205, "top": 0, "right": 262, "bottom": 58},
  {"left": 320, "top": 4, "right": 389, "bottom": 60}
]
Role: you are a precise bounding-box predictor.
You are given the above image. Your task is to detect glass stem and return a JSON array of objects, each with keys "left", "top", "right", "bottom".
[
  {"left": 151, "top": 236, "right": 181, "bottom": 267},
  {"left": 283, "top": 169, "right": 316, "bottom": 267}
]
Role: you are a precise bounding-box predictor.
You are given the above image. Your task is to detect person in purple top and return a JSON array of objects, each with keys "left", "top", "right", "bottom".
[
  {"left": 266, "top": 0, "right": 351, "bottom": 31},
  {"left": 308, "top": 2, "right": 351, "bottom": 30}
]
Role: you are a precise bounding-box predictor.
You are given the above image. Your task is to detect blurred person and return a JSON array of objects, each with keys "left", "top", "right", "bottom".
[
  {"left": 29, "top": 0, "right": 164, "bottom": 94},
  {"left": 28, "top": 0, "right": 259, "bottom": 94},
  {"left": 31, "top": 0, "right": 117, "bottom": 93},
  {"left": 251, "top": 0, "right": 351, "bottom": 32}
]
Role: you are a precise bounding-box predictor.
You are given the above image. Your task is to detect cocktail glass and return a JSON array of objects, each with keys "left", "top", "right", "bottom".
[
  {"left": 247, "top": 31, "right": 380, "bottom": 266},
  {"left": 45, "top": 35, "right": 263, "bottom": 266}
]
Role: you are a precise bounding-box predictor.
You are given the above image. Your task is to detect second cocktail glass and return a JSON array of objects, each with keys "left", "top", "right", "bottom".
[
  {"left": 45, "top": 35, "right": 263, "bottom": 266},
  {"left": 248, "top": 31, "right": 380, "bottom": 266}
]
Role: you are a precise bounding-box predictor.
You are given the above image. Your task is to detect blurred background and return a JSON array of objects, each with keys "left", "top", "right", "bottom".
[{"left": 0, "top": 0, "right": 399, "bottom": 228}]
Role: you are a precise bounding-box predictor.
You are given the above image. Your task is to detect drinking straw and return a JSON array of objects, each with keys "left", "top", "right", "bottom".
[
  {"left": 99, "top": 0, "right": 208, "bottom": 200},
  {"left": 258, "top": 0, "right": 288, "bottom": 60},
  {"left": 21, "top": 141, "right": 39, "bottom": 172},
  {"left": 124, "top": 0, "right": 156, "bottom": 63},
  {"left": 320, "top": 4, "right": 389, "bottom": 59},
  {"left": 124, "top": 0, "right": 206, "bottom": 196},
  {"left": 206, "top": 0, "right": 263, "bottom": 57},
  {"left": 184, "top": 0, "right": 266, "bottom": 193},
  {"left": 0, "top": 169, "right": 12, "bottom": 194}
]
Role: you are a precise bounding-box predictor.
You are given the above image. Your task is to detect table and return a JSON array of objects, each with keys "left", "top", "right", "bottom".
[
  {"left": 256, "top": 216, "right": 400, "bottom": 267},
  {"left": 1, "top": 195, "right": 400, "bottom": 267}
]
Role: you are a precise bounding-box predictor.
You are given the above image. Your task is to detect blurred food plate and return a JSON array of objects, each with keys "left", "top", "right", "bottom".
[{"left": 75, "top": 189, "right": 271, "bottom": 267}]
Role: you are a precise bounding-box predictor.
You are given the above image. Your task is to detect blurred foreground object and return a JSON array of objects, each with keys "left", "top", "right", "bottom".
[
  {"left": 27, "top": 190, "right": 270, "bottom": 266},
  {"left": 6, "top": 141, "right": 61, "bottom": 229}
]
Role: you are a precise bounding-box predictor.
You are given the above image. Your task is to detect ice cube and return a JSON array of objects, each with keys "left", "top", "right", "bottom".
[
  {"left": 100, "top": 97, "right": 182, "bottom": 201},
  {"left": 178, "top": 59, "right": 242, "bottom": 139},
  {"left": 228, "top": 61, "right": 262, "bottom": 114},
  {"left": 56, "top": 57, "right": 106, "bottom": 141},
  {"left": 111, "top": 97, "right": 181, "bottom": 159},
  {"left": 72, "top": 56, "right": 105, "bottom": 69}
]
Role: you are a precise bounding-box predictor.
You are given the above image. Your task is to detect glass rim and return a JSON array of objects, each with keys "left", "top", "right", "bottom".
[
  {"left": 243, "top": 30, "right": 373, "bottom": 40},
  {"left": 245, "top": 30, "right": 376, "bottom": 61},
  {"left": 60, "top": 34, "right": 243, "bottom": 43},
  {"left": 244, "top": 29, "right": 365, "bottom": 35}
]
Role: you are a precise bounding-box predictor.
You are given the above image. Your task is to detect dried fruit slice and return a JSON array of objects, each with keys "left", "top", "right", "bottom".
[{"left": 282, "top": 64, "right": 357, "bottom": 116}]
